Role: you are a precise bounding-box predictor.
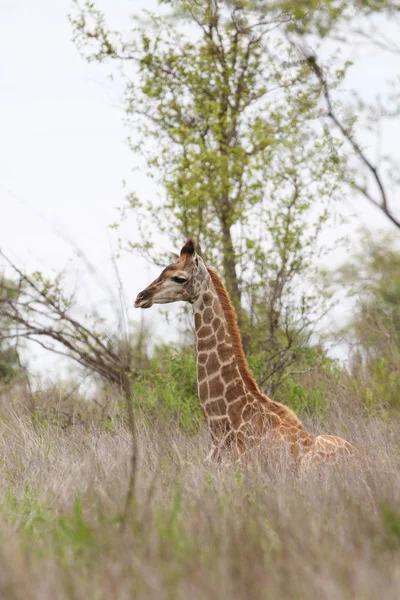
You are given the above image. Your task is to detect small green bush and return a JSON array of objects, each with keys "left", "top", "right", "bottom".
[{"left": 133, "top": 345, "right": 202, "bottom": 433}]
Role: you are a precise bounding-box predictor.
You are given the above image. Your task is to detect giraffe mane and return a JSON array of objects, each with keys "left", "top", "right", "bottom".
[{"left": 206, "top": 266, "right": 306, "bottom": 431}]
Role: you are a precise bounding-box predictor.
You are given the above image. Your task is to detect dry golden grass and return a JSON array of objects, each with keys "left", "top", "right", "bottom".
[{"left": 0, "top": 383, "right": 399, "bottom": 599}]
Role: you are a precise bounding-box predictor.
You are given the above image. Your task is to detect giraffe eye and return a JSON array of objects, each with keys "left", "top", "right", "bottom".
[{"left": 172, "top": 276, "right": 187, "bottom": 284}]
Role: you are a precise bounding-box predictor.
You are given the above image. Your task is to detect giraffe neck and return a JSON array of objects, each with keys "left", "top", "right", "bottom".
[{"left": 193, "top": 268, "right": 268, "bottom": 448}]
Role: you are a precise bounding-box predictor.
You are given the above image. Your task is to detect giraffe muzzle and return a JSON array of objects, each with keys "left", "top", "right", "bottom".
[{"left": 134, "top": 290, "right": 153, "bottom": 309}]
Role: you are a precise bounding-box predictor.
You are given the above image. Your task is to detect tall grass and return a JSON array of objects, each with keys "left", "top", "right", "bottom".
[{"left": 0, "top": 376, "right": 399, "bottom": 600}]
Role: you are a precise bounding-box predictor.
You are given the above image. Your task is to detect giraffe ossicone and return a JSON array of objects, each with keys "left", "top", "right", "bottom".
[{"left": 134, "top": 239, "right": 355, "bottom": 470}]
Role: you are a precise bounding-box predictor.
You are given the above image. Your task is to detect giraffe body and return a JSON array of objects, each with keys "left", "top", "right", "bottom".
[{"left": 135, "top": 239, "right": 355, "bottom": 470}]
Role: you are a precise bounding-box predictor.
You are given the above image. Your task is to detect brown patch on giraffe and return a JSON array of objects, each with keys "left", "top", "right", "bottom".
[
  {"left": 217, "top": 342, "right": 233, "bottom": 363},
  {"left": 197, "top": 365, "right": 206, "bottom": 381},
  {"left": 203, "top": 292, "right": 213, "bottom": 306},
  {"left": 228, "top": 400, "right": 244, "bottom": 429},
  {"left": 197, "top": 325, "right": 213, "bottom": 339},
  {"left": 194, "top": 313, "right": 202, "bottom": 329},
  {"left": 198, "top": 381, "right": 208, "bottom": 399},
  {"left": 216, "top": 327, "right": 226, "bottom": 343},
  {"left": 225, "top": 381, "right": 245, "bottom": 403},
  {"left": 197, "top": 336, "right": 217, "bottom": 352},
  {"left": 205, "top": 352, "right": 219, "bottom": 377},
  {"left": 198, "top": 352, "right": 207, "bottom": 365},
  {"left": 203, "top": 307, "right": 213, "bottom": 324},
  {"left": 221, "top": 363, "right": 237, "bottom": 384},
  {"left": 206, "top": 398, "right": 227, "bottom": 417},
  {"left": 265, "top": 396, "right": 305, "bottom": 430},
  {"left": 213, "top": 316, "right": 222, "bottom": 330},
  {"left": 209, "top": 376, "right": 224, "bottom": 398}
]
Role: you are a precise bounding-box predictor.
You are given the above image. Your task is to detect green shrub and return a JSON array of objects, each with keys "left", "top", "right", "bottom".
[
  {"left": 133, "top": 345, "right": 202, "bottom": 433},
  {"left": 280, "top": 379, "right": 328, "bottom": 417}
]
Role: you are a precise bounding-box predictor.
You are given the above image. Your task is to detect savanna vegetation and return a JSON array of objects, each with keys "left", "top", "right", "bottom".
[
  {"left": 0, "top": 372, "right": 399, "bottom": 599},
  {"left": 0, "top": 0, "right": 400, "bottom": 598}
]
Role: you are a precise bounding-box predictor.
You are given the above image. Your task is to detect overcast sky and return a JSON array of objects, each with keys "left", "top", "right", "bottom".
[{"left": 0, "top": 1, "right": 399, "bottom": 378}]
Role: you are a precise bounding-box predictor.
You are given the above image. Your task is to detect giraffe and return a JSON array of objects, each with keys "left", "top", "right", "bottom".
[{"left": 134, "top": 239, "right": 355, "bottom": 471}]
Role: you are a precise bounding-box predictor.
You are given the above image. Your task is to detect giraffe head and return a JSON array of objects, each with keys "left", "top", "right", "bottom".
[{"left": 134, "top": 239, "right": 207, "bottom": 308}]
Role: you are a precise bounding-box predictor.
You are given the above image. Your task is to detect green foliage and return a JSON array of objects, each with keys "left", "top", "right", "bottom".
[
  {"left": 0, "top": 344, "right": 20, "bottom": 384},
  {"left": 381, "top": 503, "right": 400, "bottom": 550},
  {"left": 55, "top": 496, "right": 97, "bottom": 564},
  {"left": 354, "top": 359, "right": 400, "bottom": 412},
  {"left": 3, "top": 487, "right": 98, "bottom": 567},
  {"left": 133, "top": 344, "right": 202, "bottom": 433},
  {"left": 0, "top": 276, "right": 22, "bottom": 385},
  {"left": 0, "top": 399, "right": 398, "bottom": 598},
  {"left": 281, "top": 379, "right": 328, "bottom": 416},
  {"left": 155, "top": 489, "right": 194, "bottom": 563},
  {"left": 5, "top": 487, "right": 52, "bottom": 538}
]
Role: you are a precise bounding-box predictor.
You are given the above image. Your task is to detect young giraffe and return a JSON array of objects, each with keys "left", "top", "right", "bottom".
[{"left": 135, "top": 239, "right": 355, "bottom": 470}]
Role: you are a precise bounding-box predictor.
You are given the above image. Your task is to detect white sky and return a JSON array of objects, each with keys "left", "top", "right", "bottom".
[{"left": 0, "top": 1, "right": 399, "bottom": 378}]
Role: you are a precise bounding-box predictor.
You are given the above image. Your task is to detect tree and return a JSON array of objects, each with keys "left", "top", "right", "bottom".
[
  {"left": 243, "top": 0, "right": 400, "bottom": 228},
  {"left": 0, "top": 253, "right": 133, "bottom": 386},
  {"left": 335, "top": 232, "right": 400, "bottom": 407},
  {"left": 339, "top": 233, "right": 400, "bottom": 357},
  {"left": 71, "top": 0, "right": 343, "bottom": 391}
]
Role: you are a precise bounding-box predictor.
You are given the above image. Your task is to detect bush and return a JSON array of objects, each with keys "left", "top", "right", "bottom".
[{"left": 133, "top": 344, "right": 202, "bottom": 434}]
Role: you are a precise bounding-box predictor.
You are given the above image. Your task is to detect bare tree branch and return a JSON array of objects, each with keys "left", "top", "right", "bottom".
[{"left": 303, "top": 51, "right": 400, "bottom": 230}]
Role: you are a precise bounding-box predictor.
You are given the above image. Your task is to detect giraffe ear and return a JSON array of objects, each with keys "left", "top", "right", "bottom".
[{"left": 180, "top": 238, "right": 196, "bottom": 256}]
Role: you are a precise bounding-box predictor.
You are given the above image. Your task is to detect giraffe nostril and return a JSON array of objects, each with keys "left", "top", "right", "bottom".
[{"left": 135, "top": 289, "right": 152, "bottom": 308}]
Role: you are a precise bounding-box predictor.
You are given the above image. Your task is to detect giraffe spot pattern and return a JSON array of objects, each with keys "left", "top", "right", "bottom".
[
  {"left": 217, "top": 342, "right": 233, "bottom": 363},
  {"left": 197, "top": 365, "right": 206, "bottom": 381},
  {"left": 216, "top": 327, "right": 225, "bottom": 342},
  {"left": 203, "top": 307, "right": 213, "bottom": 324},
  {"left": 221, "top": 363, "right": 237, "bottom": 383},
  {"left": 194, "top": 313, "right": 202, "bottom": 329},
  {"left": 213, "top": 316, "right": 222, "bottom": 330},
  {"left": 209, "top": 376, "right": 224, "bottom": 398},
  {"left": 203, "top": 292, "right": 213, "bottom": 306},
  {"left": 228, "top": 401, "right": 245, "bottom": 429},
  {"left": 225, "top": 381, "right": 245, "bottom": 403},
  {"left": 242, "top": 404, "right": 254, "bottom": 422},
  {"left": 198, "top": 352, "right": 207, "bottom": 365},
  {"left": 198, "top": 325, "right": 213, "bottom": 339},
  {"left": 210, "top": 418, "right": 230, "bottom": 438},
  {"left": 206, "top": 352, "right": 219, "bottom": 376},
  {"left": 198, "top": 381, "right": 208, "bottom": 399},
  {"left": 206, "top": 398, "right": 227, "bottom": 417},
  {"left": 197, "top": 335, "right": 217, "bottom": 352}
]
